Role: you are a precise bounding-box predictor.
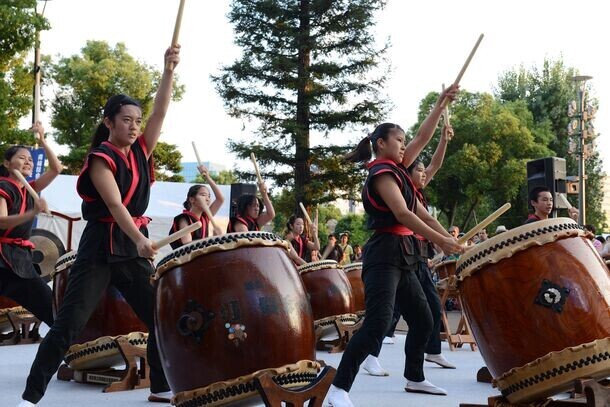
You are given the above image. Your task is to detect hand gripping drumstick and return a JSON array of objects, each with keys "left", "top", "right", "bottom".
[
  {"left": 153, "top": 221, "right": 201, "bottom": 250},
  {"left": 299, "top": 202, "right": 313, "bottom": 225},
  {"left": 250, "top": 153, "right": 264, "bottom": 184},
  {"left": 12, "top": 169, "right": 50, "bottom": 214},
  {"left": 191, "top": 142, "right": 222, "bottom": 233},
  {"left": 458, "top": 202, "right": 511, "bottom": 245},
  {"left": 441, "top": 33, "right": 484, "bottom": 108}
]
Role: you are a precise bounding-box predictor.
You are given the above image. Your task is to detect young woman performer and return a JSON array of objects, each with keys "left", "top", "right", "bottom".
[
  {"left": 1, "top": 123, "right": 61, "bottom": 328},
  {"left": 169, "top": 164, "right": 224, "bottom": 249},
  {"left": 18, "top": 46, "right": 180, "bottom": 407},
  {"left": 525, "top": 186, "right": 579, "bottom": 224},
  {"left": 326, "top": 86, "right": 463, "bottom": 407},
  {"left": 285, "top": 215, "right": 320, "bottom": 263},
  {"left": 226, "top": 182, "right": 274, "bottom": 232}
]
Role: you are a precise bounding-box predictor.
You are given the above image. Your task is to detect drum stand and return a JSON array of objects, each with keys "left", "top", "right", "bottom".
[
  {"left": 0, "top": 310, "right": 41, "bottom": 346},
  {"left": 459, "top": 378, "right": 610, "bottom": 407},
  {"left": 437, "top": 277, "right": 477, "bottom": 351},
  {"left": 254, "top": 362, "right": 336, "bottom": 407},
  {"left": 315, "top": 317, "right": 363, "bottom": 353},
  {"left": 57, "top": 336, "right": 150, "bottom": 392}
]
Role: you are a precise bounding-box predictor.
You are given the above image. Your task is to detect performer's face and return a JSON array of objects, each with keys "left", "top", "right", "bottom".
[
  {"left": 106, "top": 105, "right": 143, "bottom": 146},
  {"left": 192, "top": 187, "right": 211, "bottom": 209},
  {"left": 4, "top": 148, "right": 33, "bottom": 177},
  {"left": 409, "top": 163, "right": 426, "bottom": 189},
  {"left": 293, "top": 218, "right": 305, "bottom": 234},
  {"left": 378, "top": 129, "right": 406, "bottom": 163},
  {"left": 531, "top": 191, "right": 553, "bottom": 216},
  {"left": 246, "top": 198, "right": 260, "bottom": 218}
]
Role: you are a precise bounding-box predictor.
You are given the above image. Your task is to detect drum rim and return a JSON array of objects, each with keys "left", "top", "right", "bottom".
[
  {"left": 297, "top": 259, "right": 339, "bottom": 274},
  {"left": 314, "top": 313, "right": 360, "bottom": 329},
  {"left": 64, "top": 331, "right": 148, "bottom": 369},
  {"left": 172, "top": 359, "right": 321, "bottom": 407},
  {"left": 52, "top": 250, "right": 78, "bottom": 278},
  {"left": 154, "top": 231, "right": 291, "bottom": 280},
  {"left": 342, "top": 262, "right": 363, "bottom": 272},
  {"left": 456, "top": 218, "right": 584, "bottom": 280},
  {"left": 493, "top": 337, "right": 610, "bottom": 404}
]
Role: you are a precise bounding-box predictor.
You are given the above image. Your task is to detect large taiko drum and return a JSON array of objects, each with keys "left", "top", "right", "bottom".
[
  {"left": 434, "top": 259, "right": 456, "bottom": 280},
  {"left": 456, "top": 218, "right": 610, "bottom": 404},
  {"left": 153, "top": 231, "right": 319, "bottom": 407},
  {"left": 343, "top": 262, "right": 364, "bottom": 313},
  {"left": 52, "top": 251, "right": 147, "bottom": 344}
]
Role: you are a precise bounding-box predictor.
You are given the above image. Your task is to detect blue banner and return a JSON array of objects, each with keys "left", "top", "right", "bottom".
[{"left": 27, "top": 147, "right": 46, "bottom": 182}]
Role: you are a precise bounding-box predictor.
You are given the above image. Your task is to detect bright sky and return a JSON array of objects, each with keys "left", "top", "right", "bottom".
[{"left": 36, "top": 0, "right": 609, "bottom": 174}]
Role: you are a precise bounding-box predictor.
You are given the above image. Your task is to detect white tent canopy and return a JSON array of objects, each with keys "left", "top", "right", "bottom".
[{"left": 36, "top": 175, "right": 231, "bottom": 261}]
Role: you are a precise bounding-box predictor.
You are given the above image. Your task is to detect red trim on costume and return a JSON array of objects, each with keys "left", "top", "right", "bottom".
[
  {"left": 101, "top": 141, "right": 130, "bottom": 168},
  {"left": 0, "top": 237, "right": 36, "bottom": 249},
  {"left": 365, "top": 189, "right": 390, "bottom": 212},
  {"left": 0, "top": 176, "right": 22, "bottom": 189},
  {"left": 90, "top": 152, "right": 118, "bottom": 174},
  {"left": 366, "top": 158, "right": 400, "bottom": 169},
  {"left": 122, "top": 147, "right": 140, "bottom": 206},
  {"left": 0, "top": 188, "right": 11, "bottom": 205},
  {"left": 375, "top": 225, "right": 414, "bottom": 236},
  {"left": 527, "top": 214, "right": 543, "bottom": 222},
  {"left": 138, "top": 136, "right": 149, "bottom": 157}
]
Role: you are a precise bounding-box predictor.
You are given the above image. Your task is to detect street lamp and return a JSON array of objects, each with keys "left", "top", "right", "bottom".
[{"left": 569, "top": 75, "right": 594, "bottom": 225}]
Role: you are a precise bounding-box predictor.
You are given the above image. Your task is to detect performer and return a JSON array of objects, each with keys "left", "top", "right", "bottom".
[
  {"left": 285, "top": 215, "right": 320, "bottom": 263},
  {"left": 226, "top": 182, "right": 274, "bottom": 233},
  {"left": 169, "top": 164, "right": 224, "bottom": 249},
  {"left": 0, "top": 122, "right": 61, "bottom": 328},
  {"left": 321, "top": 233, "right": 343, "bottom": 262},
  {"left": 525, "top": 186, "right": 579, "bottom": 224},
  {"left": 18, "top": 46, "right": 180, "bottom": 407},
  {"left": 365, "top": 125, "right": 457, "bottom": 377},
  {"left": 326, "top": 85, "right": 463, "bottom": 407}
]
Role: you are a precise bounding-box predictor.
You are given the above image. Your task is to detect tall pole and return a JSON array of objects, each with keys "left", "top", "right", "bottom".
[{"left": 572, "top": 75, "right": 593, "bottom": 225}]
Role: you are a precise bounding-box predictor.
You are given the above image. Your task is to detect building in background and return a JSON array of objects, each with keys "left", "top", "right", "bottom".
[
  {"left": 179, "top": 161, "right": 228, "bottom": 183},
  {"left": 602, "top": 174, "right": 610, "bottom": 231}
]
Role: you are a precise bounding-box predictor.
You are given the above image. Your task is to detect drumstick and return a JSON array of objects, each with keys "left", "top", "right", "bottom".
[
  {"left": 299, "top": 202, "right": 313, "bottom": 225},
  {"left": 34, "top": 46, "right": 41, "bottom": 124},
  {"left": 556, "top": 193, "right": 573, "bottom": 210},
  {"left": 153, "top": 221, "right": 201, "bottom": 249},
  {"left": 191, "top": 141, "right": 202, "bottom": 166},
  {"left": 441, "top": 33, "right": 484, "bottom": 108},
  {"left": 458, "top": 203, "right": 511, "bottom": 245},
  {"left": 250, "top": 152, "right": 264, "bottom": 184},
  {"left": 191, "top": 142, "right": 221, "bottom": 232},
  {"left": 171, "top": 0, "right": 186, "bottom": 47},
  {"left": 441, "top": 83, "right": 450, "bottom": 126},
  {"left": 12, "top": 169, "right": 50, "bottom": 214}
]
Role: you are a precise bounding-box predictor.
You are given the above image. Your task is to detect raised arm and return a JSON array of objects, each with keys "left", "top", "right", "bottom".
[
  {"left": 256, "top": 181, "right": 275, "bottom": 227},
  {"left": 31, "top": 122, "right": 62, "bottom": 192},
  {"left": 423, "top": 125, "right": 453, "bottom": 187},
  {"left": 142, "top": 46, "right": 180, "bottom": 158},
  {"left": 306, "top": 223, "right": 321, "bottom": 251},
  {"left": 198, "top": 165, "right": 225, "bottom": 215},
  {"left": 402, "top": 84, "right": 459, "bottom": 168}
]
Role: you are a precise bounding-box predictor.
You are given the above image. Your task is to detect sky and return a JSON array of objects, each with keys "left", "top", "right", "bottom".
[{"left": 34, "top": 0, "right": 609, "bottom": 174}]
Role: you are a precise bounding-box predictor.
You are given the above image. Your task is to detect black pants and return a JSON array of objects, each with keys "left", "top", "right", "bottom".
[
  {"left": 333, "top": 261, "right": 433, "bottom": 391},
  {"left": 377, "top": 262, "right": 442, "bottom": 355},
  {"left": 22, "top": 257, "right": 169, "bottom": 403},
  {"left": 0, "top": 268, "right": 54, "bottom": 327}
]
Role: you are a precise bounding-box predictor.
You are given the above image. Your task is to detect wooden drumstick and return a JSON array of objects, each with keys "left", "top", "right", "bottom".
[
  {"left": 153, "top": 221, "right": 201, "bottom": 249},
  {"left": 556, "top": 193, "right": 573, "bottom": 210},
  {"left": 441, "top": 33, "right": 484, "bottom": 108},
  {"left": 191, "top": 141, "right": 202, "bottom": 166},
  {"left": 34, "top": 45, "right": 41, "bottom": 125},
  {"left": 441, "top": 83, "right": 450, "bottom": 126},
  {"left": 458, "top": 203, "right": 511, "bottom": 245},
  {"left": 191, "top": 142, "right": 221, "bottom": 233},
  {"left": 171, "top": 0, "right": 186, "bottom": 47},
  {"left": 12, "top": 169, "right": 50, "bottom": 214},
  {"left": 250, "top": 152, "right": 263, "bottom": 184},
  {"left": 299, "top": 202, "right": 313, "bottom": 225}
]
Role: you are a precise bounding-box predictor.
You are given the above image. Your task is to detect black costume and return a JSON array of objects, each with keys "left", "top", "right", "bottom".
[
  {"left": 227, "top": 214, "right": 258, "bottom": 232},
  {"left": 169, "top": 210, "right": 209, "bottom": 249}
]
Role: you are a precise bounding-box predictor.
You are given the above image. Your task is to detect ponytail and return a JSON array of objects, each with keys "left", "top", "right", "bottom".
[{"left": 89, "top": 122, "right": 110, "bottom": 151}]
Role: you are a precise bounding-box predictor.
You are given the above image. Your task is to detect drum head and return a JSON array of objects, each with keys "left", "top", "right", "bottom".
[{"left": 30, "top": 229, "right": 66, "bottom": 282}]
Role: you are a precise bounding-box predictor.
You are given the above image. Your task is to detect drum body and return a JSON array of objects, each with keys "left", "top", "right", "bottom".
[
  {"left": 0, "top": 296, "right": 19, "bottom": 310},
  {"left": 434, "top": 259, "right": 456, "bottom": 280},
  {"left": 343, "top": 262, "right": 364, "bottom": 313},
  {"left": 298, "top": 260, "right": 355, "bottom": 321},
  {"left": 154, "top": 232, "right": 317, "bottom": 404},
  {"left": 53, "top": 251, "right": 147, "bottom": 344},
  {"left": 457, "top": 218, "right": 610, "bottom": 403}
]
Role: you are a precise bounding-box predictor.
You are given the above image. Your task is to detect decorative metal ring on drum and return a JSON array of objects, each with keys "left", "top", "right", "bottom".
[
  {"left": 52, "top": 251, "right": 148, "bottom": 369},
  {"left": 343, "top": 262, "right": 365, "bottom": 315},
  {"left": 456, "top": 218, "right": 610, "bottom": 404},
  {"left": 63, "top": 331, "right": 148, "bottom": 370},
  {"left": 153, "top": 231, "right": 319, "bottom": 407},
  {"left": 297, "top": 260, "right": 357, "bottom": 340}
]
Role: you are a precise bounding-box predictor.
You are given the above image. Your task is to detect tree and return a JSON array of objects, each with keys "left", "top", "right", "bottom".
[
  {"left": 194, "top": 170, "right": 239, "bottom": 185},
  {"left": 154, "top": 141, "right": 184, "bottom": 182},
  {"left": 495, "top": 59, "right": 606, "bottom": 229},
  {"left": 334, "top": 213, "right": 372, "bottom": 247},
  {"left": 0, "top": 0, "right": 49, "bottom": 151},
  {"left": 214, "top": 0, "right": 389, "bottom": 212},
  {"left": 50, "top": 41, "right": 185, "bottom": 174}
]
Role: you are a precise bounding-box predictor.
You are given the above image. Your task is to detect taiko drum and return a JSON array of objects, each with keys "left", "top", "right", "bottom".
[{"left": 343, "top": 262, "right": 364, "bottom": 313}]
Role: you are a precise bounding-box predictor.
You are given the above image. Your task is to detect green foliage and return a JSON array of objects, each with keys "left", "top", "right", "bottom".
[
  {"left": 49, "top": 41, "right": 185, "bottom": 173},
  {"left": 334, "top": 213, "right": 372, "bottom": 247},
  {"left": 215, "top": 0, "right": 389, "bottom": 209},
  {"left": 194, "top": 170, "right": 240, "bottom": 185},
  {"left": 154, "top": 141, "right": 184, "bottom": 182}
]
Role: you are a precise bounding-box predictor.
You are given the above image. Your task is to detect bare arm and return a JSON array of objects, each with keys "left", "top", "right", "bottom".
[
  {"left": 0, "top": 197, "right": 47, "bottom": 230},
  {"left": 31, "top": 122, "right": 62, "bottom": 192},
  {"left": 288, "top": 246, "right": 306, "bottom": 265},
  {"left": 142, "top": 46, "right": 180, "bottom": 158},
  {"left": 176, "top": 218, "right": 193, "bottom": 246},
  {"left": 415, "top": 200, "right": 451, "bottom": 237},
  {"left": 374, "top": 174, "right": 462, "bottom": 255},
  {"left": 256, "top": 182, "right": 275, "bottom": 227},
  {"left": 423, "top": 125, "right": 452, "bottom": 187},
  {"left": 402, "top": 84, "right": 459, "bottom": 168},
  {"left": 89, "top": 157, "right": 156, "bottom": 258},
  {"left": 232, "top": 222, "right": 249, "bottom": 233},
  {"left": 305, "top": 223, "right": 321, "bottom": 251},
  {"left": 198, "top": 165, "right": 225, "bottom": 215}
]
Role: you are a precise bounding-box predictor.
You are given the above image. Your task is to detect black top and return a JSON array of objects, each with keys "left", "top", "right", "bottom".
[
  {"left": 169, "top": 210, "right": 209, "bottom": 249},
  {"left": 227, "top": 215, "right": 258, "bottom": 233},
  {"left": 290, "top": 234, "right": 310, "bottom": 259}
]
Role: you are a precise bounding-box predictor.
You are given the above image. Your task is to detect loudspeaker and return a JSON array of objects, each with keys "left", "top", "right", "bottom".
[
  {"left": 526, "top": 157, "right": 568, "bottom": 210},
  {"left": 230, "top": 183, "right": 257, "bottom": 218}
]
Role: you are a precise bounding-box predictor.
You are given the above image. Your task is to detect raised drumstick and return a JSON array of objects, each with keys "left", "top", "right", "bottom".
[
  {"left": 441, "top": 83, "right": 450, "bottom": 126},
  {"left": 441, "top": 33, "right": 484, "bottom": 108},
  {"left": 458, "top": 203, "right": 511, "bottom": 245},
  {"left": 250, "top": 152, "right": 264, "bottom": 184},
  {"left": 171, "top": 0, "right": 186, "bottom": 47},
  {"left": 12, "top": 169, "right": 50, "bottom": 214},
  {"left": 153, "top": 221, "right": 201, "bottom": 249},
  {"left": 299, "top": 202, "right": 313, "bottom": 225},
  {"left": 191, "top": 141, "right": 222, "bottom": 233}
]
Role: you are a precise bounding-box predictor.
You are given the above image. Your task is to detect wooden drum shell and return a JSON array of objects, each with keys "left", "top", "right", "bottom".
[
  {"left": 343, "top": 263, "right": 364, "bottom": 313},
  {"left": 154, "top": 243, "right": 316, "bottom": 394},
  {"left": 298, "top": 262, "right": 355, "bottom": 321}
]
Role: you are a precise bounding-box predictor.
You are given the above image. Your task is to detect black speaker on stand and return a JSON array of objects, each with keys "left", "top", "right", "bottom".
[
  {"left": 230, "top": 183, "right": 257, "bottom": 218},
  {"left": 526, "top": 157, "right": 567, "bottom": 217}
]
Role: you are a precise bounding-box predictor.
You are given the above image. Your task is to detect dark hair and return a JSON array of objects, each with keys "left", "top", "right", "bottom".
[
  {"left": 529, "top": 186, "right": 550, "bottom": 207},
  {"left": 407, "top": 158, "right": 424, "bottom": 175},
  {"left": 286, "top": 214, "right": 302, "bottom": 231},
  {"left": 328, "top": 233, "right": 337, "bottom": 239},
  {"left": 595, "top": 235, "right": 606, "bottom": 244},
  {"left": 236, "top": 194, "right": 263, "bottom": 217},
  {"left": 345, "top": 123, "right": 404, "bottom": 164},
  {"left": 90, "top": 94, "right": 142, "bottom": 151},
  {"left": 183, "top": 185, "right": 208, "bottom": 210},
  {"left": 584, "top": 224, "right": 596, "bottom": 234},
  {"left": 1, "top": 145, "right": 30, "bottom": 177}
]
